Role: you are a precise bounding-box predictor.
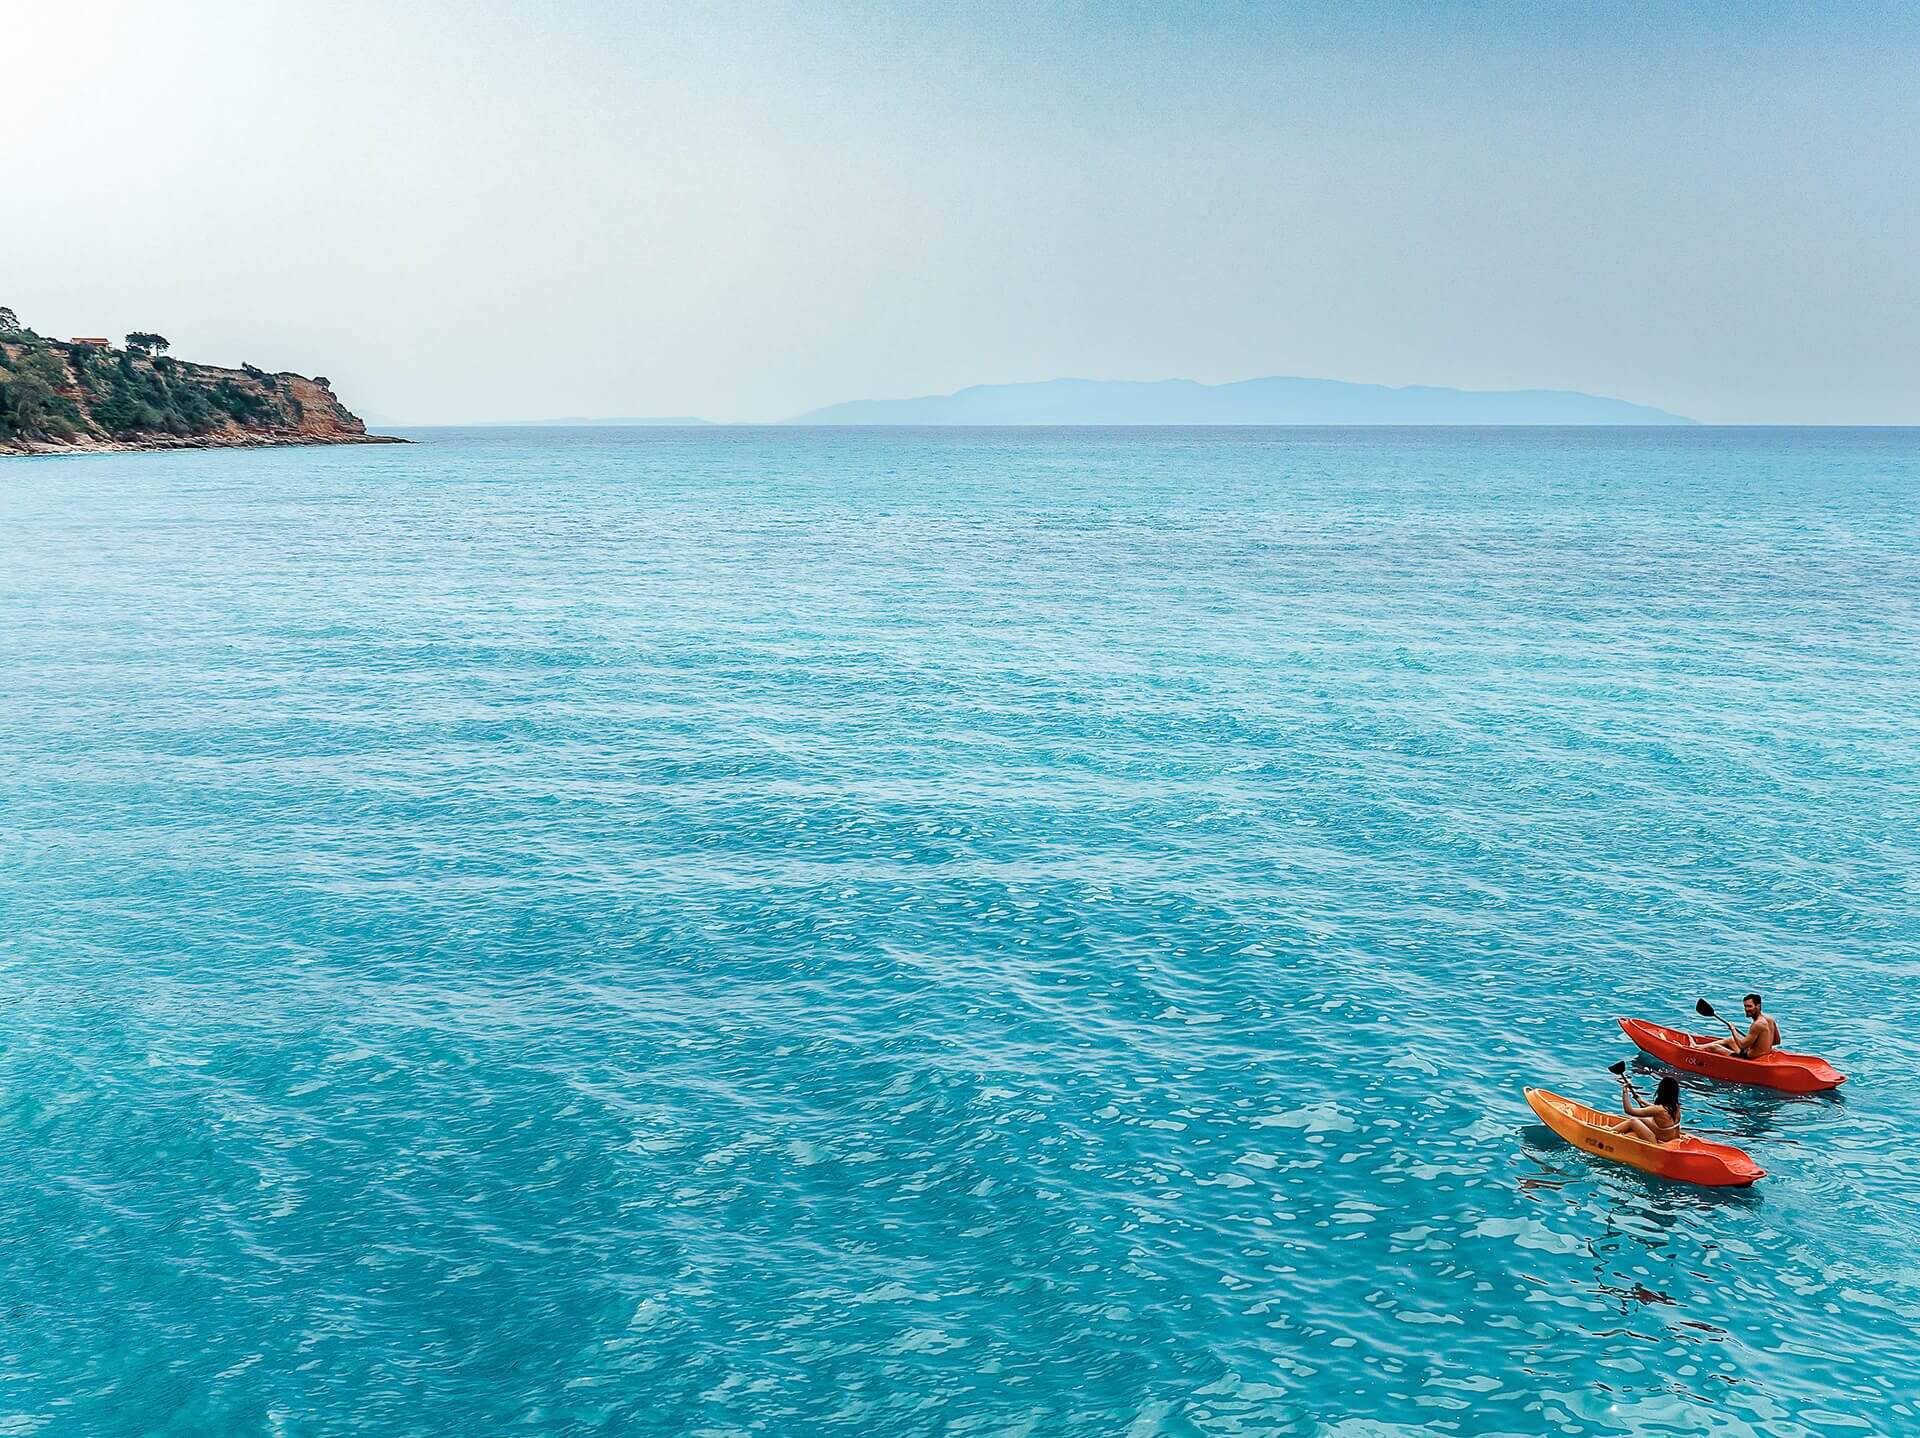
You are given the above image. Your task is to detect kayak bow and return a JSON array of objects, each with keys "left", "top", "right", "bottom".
[
  {"left": 1618, "top": 1017, "right": 1846, "bottom": 1094},
  {"left": 1524, "top": 1087, "right": 1764, "bottom": 1187}
]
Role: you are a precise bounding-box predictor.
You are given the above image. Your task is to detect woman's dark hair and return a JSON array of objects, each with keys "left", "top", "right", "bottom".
[{"left": 1655, "top": 1076, "right": 1681, "bottom": 1116}]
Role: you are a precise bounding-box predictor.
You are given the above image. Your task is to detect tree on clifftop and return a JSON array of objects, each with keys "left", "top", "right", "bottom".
[
  {"left": 0, "top": 306, "right": 20, "bottom": 333},
  {"left": 125, "top": 332, "right": 170, "bottom": 355}
]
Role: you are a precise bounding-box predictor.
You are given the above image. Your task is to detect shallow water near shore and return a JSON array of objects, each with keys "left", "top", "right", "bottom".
[{"left": 3, "top": 426, "right": 1917, "bottom": 1436}]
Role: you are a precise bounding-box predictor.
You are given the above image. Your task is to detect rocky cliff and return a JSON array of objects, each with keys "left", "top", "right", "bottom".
[{"left": 0, "top": 334, "right": 402, "bottom": 455}]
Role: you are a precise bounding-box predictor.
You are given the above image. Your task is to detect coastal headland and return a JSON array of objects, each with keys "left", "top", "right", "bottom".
[{"left": 0, "top": 317, "right": 400, "bottom": 456}]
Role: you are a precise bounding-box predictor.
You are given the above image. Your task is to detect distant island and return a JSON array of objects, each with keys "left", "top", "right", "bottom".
[
  {"left": 0, "top": 306, "right": 400, "bottom": 455},
  {"left": 788, "top": 375, "right": 1696, "bottom": 426}
]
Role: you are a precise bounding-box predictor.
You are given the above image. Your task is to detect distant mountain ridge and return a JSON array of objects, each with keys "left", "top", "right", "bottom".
[{"left": 788, "top": 376, "right": 1695, "bottom": 426}]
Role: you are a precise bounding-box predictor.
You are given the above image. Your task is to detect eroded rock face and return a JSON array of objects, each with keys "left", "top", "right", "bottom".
[{"left": 1, "top": 341, "right": 405, "bottom": 454}]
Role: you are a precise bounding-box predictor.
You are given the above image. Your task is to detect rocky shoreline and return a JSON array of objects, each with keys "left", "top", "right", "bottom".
[{"left": 4, "top": 430, "right": 409, "bottom": 457}]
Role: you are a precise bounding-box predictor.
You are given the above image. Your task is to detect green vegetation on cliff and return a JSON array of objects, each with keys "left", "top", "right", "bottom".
[{"left": 1, "top": 307, "right": 379, "bottom": 451}]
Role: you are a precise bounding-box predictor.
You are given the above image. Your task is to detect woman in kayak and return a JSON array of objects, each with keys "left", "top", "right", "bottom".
[{"left": 1614, "top": 1074, "right": 1682, "bottom": 1144}]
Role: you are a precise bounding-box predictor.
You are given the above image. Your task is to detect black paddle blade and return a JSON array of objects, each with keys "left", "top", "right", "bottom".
[
  {"left": 1608, "top": 1061, "right": 1628, "bottom": 1075},
  {"left": 1696, "top": 999, "right": 1717, "bottom": 1017}
]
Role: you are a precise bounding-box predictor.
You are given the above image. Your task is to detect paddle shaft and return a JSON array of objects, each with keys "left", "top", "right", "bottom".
[
  {"left": 1699, "top": 1001, "right": 1747, "bottom": 1052},
  {"left": 1610, "top": 1065, "right": 1645, "bottom": 1104}
]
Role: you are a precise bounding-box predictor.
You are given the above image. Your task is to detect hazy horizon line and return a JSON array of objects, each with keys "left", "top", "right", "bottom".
[{"left": 383, "top": 419, "right": 1920, "bottom": 431}]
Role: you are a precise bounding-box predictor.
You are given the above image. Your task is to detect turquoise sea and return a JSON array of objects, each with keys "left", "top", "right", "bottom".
[{"left": 2, "top": 426, "right": 1917, "bottom": 1437}]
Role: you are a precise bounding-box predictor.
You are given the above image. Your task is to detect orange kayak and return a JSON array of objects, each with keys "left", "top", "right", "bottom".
[
  {"left": 1618, "top": 1017, "right": 1846, "bottom": 1094},
  {"left": 1524, "top": 1087, "right": 1764, "bottom": 1187}
]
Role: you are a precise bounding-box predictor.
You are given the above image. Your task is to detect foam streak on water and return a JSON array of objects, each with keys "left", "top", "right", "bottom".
[{"left": 2, "top": 427, "right": 1917, "bottom": 1436}]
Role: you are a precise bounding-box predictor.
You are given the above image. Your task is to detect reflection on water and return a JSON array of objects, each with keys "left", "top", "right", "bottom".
[{"left": 1596, "top": 1280, "right": 1676, "bottom": 1308}]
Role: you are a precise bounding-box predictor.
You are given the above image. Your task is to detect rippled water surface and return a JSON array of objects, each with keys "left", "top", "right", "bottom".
[{"left": 3, "top": 427, "right": 1918, "bottom": 1436}]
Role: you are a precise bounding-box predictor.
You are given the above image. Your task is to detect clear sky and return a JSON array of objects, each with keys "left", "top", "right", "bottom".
[{"left": 6, "top": 1, "right": 1917, "bottom": 424}]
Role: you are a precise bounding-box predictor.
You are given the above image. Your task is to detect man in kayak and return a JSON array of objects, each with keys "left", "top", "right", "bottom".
[{"left": 1693, "top": 993, "right": 1778, "bottom": 1059}]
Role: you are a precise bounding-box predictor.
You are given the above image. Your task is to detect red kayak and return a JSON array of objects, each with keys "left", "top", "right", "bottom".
[
  {"left": 1618, "top": 1017, "right": 1846, "bottom": 1094},
  {"left": 1525, "top": 1087, "right": 1765, "bottom": 1187}
]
